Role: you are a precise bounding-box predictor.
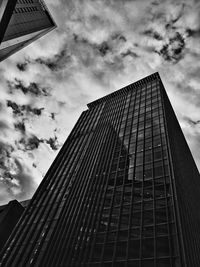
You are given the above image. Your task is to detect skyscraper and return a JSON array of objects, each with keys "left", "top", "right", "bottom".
[
  {"left": 1, "top": 72, "right": 200, "bottom": 266},
  {"left": 0, "top": 200, "right": 24, "bottom": 252},
  {"left": 0, "top": 0, "right": 56, "bottom": 62}
]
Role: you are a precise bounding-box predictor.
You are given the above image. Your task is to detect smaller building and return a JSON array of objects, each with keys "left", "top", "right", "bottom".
[
  {"left": 0, "top": 0, "right": 56, "bottom": 62},
  {"left": 0, "top": 200, "right": 25, "bottom": 252}
]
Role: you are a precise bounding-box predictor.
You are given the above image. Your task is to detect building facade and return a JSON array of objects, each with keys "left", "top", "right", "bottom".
[
  {"left": 0, "top": 0, "right": 56, "bottom": 62},
  {"left": 0, "top": 200, "right": 24, "bottom": 252},
  {"left": 1, "top": 72, "right": 200, "bottom": 266}
]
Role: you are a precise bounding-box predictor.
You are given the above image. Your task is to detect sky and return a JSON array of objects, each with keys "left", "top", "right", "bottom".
[{"left": 0, "top": 0, "right": 200, "bottom": 205}]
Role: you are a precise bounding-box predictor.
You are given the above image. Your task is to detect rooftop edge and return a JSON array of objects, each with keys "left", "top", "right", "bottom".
[{"left": 87, "top": 72, "right": 161, "bottom": 109}]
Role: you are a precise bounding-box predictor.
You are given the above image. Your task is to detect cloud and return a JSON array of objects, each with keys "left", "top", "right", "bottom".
[
  {"left": 16, "top": 59, "right": 30, "bottom": 72},
  {"left": 46, "top": 136, "right": 60, "bottom": 151},
  {"left": 35, "top": 48, "right": 71, "bottom": 71},
  {"left": 0, "top": 142, "right": 37, "bottom": 203},
  {"left": 121, "top": 49, "right": 139, "bottom": 58},
  {"left": 184, "top": 117, "right": 200, "bottom": 126},
  {"left": 14, "top": 121, "right": 26, "bottom": 133},
  {"left": 7, "top": 79, "right": 51, "bottom": 97},
  {"left": 143, "top": 29, "right": 163, "bottom": 41},
  {"left": 156, "top": 32, "right": 185, "bottom": 63},
  {"left": 7, "top": 100, "right": 44, "bottom": 117},
  {"left": 18, "top": 135, "right": 44, "bottom": 151}
]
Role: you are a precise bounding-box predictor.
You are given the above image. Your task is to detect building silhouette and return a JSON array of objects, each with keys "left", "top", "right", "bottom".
[
  {"left": 1, "top": 72, "right": 200, "bottom": 266},
  {"left": 0, "top": 0, "right": 56, "bottom": 62},
  {"left": 0, "top": 200, "right": 24, "bottom": 252}
]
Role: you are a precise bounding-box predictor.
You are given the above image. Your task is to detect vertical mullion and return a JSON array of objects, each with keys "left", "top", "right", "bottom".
[
  {"left": 81, "top": 99, "right": 124, "bottom": 265},
  {"left": 2, "top": 129, "right": 84, "bottom": 267},
  {"left": 41, "top": 106, "right": 103, "bottom": 266},
  {"left": 151, "top": 79, "right": 157, "bottom": 267},
  {"left": 87, "top": 95, "right": 128, "bottom": 264},
  {"left": 24, "top": 107, "right": 99, "bottom": 266},
  {"left": 126, "top": 87, "right": 139, "bottom": 264},
  {"left": 0, "top": 130, "right": 78, "bottom": 265},
  {"left": 69, "top": 102, "right": 117, "bottom": 264},
  {"left": 136, "top": 86, "right": 143, "bottom": 267},
  {"left": 19, "top": 108, "right": 99, "bottom": 267},
  {"left": 141, "top": 82, "right": 148, "bottom": 266},
  {"left": 100, "top": 93, "right": 127, "bottom": 264},
  {"left": 111, "top": 91, "right": 131, "bottom": 265},
  {"left": 51, "top": 108, "right": 105, "bottom": 266}
]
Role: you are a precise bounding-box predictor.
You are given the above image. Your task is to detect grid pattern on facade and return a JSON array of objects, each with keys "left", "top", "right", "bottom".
[
  {"left": 0, "top": 0, "right": 56, "bottom": 61},
  {"left": 2, "top": 0, "right": 53, "bottom": 42},
  {"left": 0, "top": 73, "right": 193, "bottom": 267}
]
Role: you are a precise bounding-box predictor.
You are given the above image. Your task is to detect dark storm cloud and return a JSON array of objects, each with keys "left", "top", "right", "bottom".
[
  {"left": 156, "top": 32, "right": 185, "bottom": 63},
  {"left": 0, "top": 142, "right": 14, "bottom": 169},
  {"left": 33, "top": 163, "right": 37, "bottom": 168},
  {"left": 98, "top": 42, "right": 110, "bottom": 56},
  {"left": 16, "top": 59, "right": 30, "bottom": 72},
  {"left": 7, "top": 100, "right": 44, "bottom": 117},
  {"left": 184, "top": 117, "right": 200, "bottom": 126},
  {"left": 73, "top": 34, "right": 88, "bottom": 45},
  {"left": 7, "top": 79, "right": 51, "bottom": 97},
  {"left": 14, "top": 121, "right": 26, "bottom": 133},
  {"left": 7, "top": 101, "right": 21, "bottom": 115},
  {"left": 112, "top": 33, "right": 127, "bottom": 42},
  {"left": 186, "top": 28, "right": 200, "bottom": 38},
  {"left": 50, "top": 112, "right": 56, "bottom": 120},
  {"left": 143, "top": 29, "right": 163, "bottom": 41},
  {"left": 18, "top": 135, "right": 44, "bottom": 151},
  {"left": 121, "top": 49, "right": 139, "bottom": 58},
  {"left": 35, "top": 48, "right": 71, "bottom": 71},
  {"left": 73, "top": 34, "right": 112, "bottom": 57},
  {"left": 46, "top": 136, "right": 60, "bottom": 151},
  {"left": 17, "top": 134, "right": 60, "bottom": 152}
]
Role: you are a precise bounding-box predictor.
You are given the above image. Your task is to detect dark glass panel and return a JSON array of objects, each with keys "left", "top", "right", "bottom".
[
  {"left": 92, "top": 244, "right": 103, "bottom": 260},
  {"left": 127, "top": 260, "right": 140, "bottom": 267},
  {"left": 143, "top": 225, "right": 154, "bottom": 238},
  {"left": 156, "top": 208, "right": 167, "bottom": 224},
  {"left": 142, "top": 238, "right": 154, "bottom": 258},
  {"left": 143, "top": 210, "right": 154, "bottom": 226},
  {"left": 128, "top": 239, "right": 140, "bottom": 258},
  {"left": 103, "top": 243, "right": 114, "bottom": 260},
  {"left": 156, "top": 258, "right": 171, "bottom": 267},
  {"left": 157, "top": 236, "right": 170, "bottom": 257},
  {"left": 141, "top": 259, "right": 154, "bottom": 267},
  {"left": 116, "top": 241, "right": 127, "bottom": 260}
]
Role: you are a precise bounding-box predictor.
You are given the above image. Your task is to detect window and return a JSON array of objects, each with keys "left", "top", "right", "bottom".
[
  {"left": 129, "top": 239, "right": 140, "bottom": 258},
  {"left": 156, "top": 208, "right": 167, "bottom": 223},
  {"left": 116, "top": 241, "right": 127, "bottom": 259},
  {"left": 135, "top": 166, "right": 143, "bottom": 181},
  {"left": 154, "top": 148, "right": 162, "bottom": 161},
  {"left": 145, "top": 140, "right": 152, "bottom": 151},
  {"left": 144, "top": 166, "right": 153, "bottom": 180},
  {"left": 143, "top": 225, "right": 154, "bottom": 238},
  {"left": 157, "top": 236, "right": 170, "bottom": 257},
  {"left": 142, "top": 238, "right": 154, "bottom": 257},
  {"left": 154, "top": 161, "right": 164, "bottom": 178},
  {"left": 136, "top": 154, "right": 143, "bottom": 166}
]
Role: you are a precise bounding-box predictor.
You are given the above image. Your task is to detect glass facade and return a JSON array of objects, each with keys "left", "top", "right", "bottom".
[
  {"left": 1, "top": 72, "right": 200, "bottom": 267},
  {"left": 0, "top": 0, "right": 56, "bottom": 61}
]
